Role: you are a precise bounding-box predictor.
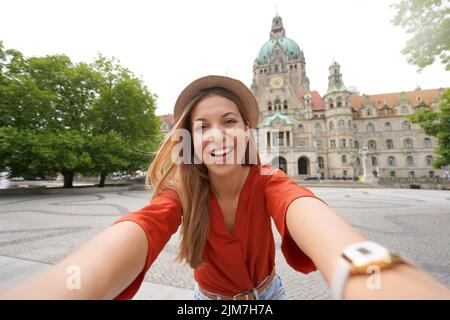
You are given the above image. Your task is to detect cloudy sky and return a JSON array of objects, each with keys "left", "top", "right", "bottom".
[{"left": 1, "top": 0, "right": 449, "bottom": 115}]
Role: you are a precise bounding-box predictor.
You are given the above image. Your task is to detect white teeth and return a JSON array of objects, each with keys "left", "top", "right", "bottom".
[{"left": 211, "top": 147, "right": 233, "bottom": 156}]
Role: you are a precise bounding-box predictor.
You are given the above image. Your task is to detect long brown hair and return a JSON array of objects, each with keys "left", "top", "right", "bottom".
[{"left": 147, "top": 87, "right": 260, "bottom": 269}]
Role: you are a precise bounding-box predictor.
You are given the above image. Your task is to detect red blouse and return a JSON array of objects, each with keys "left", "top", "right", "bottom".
[{"left": 111, "top": 164, "right": 328, "bottom": 300}]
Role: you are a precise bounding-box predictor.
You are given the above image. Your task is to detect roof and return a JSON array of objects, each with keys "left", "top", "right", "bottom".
[
  {"left": 260, "top": 111, "right": 293, "bottom": 126},
  {"left": 350, "top": 88, "right": 445, "bottom": 111}
]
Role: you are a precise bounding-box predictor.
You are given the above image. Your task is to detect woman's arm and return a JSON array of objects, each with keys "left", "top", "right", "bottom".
[
  {"left": 286, "top": 196, "right": 450, "bottom": 299},
  {"left": 0, "top": 221, "right": 148, "bottom": 299}
]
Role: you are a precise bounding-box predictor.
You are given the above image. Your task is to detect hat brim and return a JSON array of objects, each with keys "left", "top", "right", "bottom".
[{"left": 173, "top": 75, "right": 259, "bottom": 128}]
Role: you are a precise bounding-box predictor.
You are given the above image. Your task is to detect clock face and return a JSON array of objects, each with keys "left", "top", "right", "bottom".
[{"left": 270, "top": 76, "right": 283, "bottom": 88}]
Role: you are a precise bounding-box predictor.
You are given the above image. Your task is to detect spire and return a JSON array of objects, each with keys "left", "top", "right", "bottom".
[
  {"left": 326, "top": 59, "right": 347, "bottom": 95},
  {"left": 270, "top": 15, "right": 285, "bottom": 39}
]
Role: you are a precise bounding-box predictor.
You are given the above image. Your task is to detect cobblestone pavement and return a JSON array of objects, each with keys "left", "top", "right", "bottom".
[{"left": 0, "top": 187, "right": 449, "bottom": 299}]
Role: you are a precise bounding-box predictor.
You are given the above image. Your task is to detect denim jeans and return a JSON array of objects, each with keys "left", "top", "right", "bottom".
[{"left": 194, "top": 273, "right": 287, "bottom": 300}]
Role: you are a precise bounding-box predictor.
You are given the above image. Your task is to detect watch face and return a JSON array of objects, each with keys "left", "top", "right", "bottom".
[{"left": 343, "top": 241, "right": 389, "bottom": 268}]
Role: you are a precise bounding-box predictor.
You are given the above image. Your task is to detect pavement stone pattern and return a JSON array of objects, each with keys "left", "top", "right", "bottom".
[{"left": 0, "top": 187, "right": 449, "bottom": 299}]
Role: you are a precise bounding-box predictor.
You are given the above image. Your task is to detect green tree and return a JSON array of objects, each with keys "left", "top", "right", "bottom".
[
  {"left": 407, "top": 89, "right": 450, "bottom": 168},
  {"left": 391, "top": 0, "right": 450, "bottom": 71}
]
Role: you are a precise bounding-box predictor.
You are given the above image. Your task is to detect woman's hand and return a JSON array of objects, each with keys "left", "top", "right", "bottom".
[
  {"left": 0, "top": 221, "right": 148, "bottom": 299},
  {"left": 286, "top": 196, "right": 450, "bottom": 299}
]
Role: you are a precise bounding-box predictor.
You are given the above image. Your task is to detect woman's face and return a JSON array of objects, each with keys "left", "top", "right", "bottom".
[{"left": 190, "top": 94, "right": 249, "bottom": 177}]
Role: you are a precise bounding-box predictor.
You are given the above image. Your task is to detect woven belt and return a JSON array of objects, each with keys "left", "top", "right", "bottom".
[{"left": 198, "top": 268, "right": 276, "bottom": 300}]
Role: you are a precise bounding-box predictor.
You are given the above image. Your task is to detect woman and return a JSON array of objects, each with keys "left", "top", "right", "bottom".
[{"left": 1, "top": 75, "right": 449, "bottom": 300}]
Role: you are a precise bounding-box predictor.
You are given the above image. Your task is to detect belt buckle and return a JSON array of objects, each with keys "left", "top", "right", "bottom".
[{"left": 233, "top": 292, "right": 250, "bottom": 300}]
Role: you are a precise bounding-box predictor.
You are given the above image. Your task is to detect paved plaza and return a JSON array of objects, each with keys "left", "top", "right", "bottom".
[{"left": 0, "top": 186, "right": 449, "bottom": 299}]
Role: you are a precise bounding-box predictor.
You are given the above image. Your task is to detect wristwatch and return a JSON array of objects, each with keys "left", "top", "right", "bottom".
[{"left": 331, "top": 241, "right": 407, "bottom": 300}]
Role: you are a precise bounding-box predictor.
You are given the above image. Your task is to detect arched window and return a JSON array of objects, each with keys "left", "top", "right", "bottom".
[
  {"left": 318, "top": 157, "right": 324, "bottom": 169},
  {"left": 268, "top": 102, "right": 272, "bottom": 111},
  {"left": 423, "top": 138, "right": 432, "bottom": 148},
  {"left": 328, "top": 98, "right": 334, "bottom": 109},
  {"left": 404, "top": 138, "right": 413, "bottom": 149},
  {"left": 426, "top": 155, "right": 433, "bottom": 166},
  {"left": 354, "top": 140, "right": 359, "bottom": 149},
  {"left": 371, "top": 156, "right": 377, "bottom": 166},
  {"left": 367, "top": 123, "right": 375, "bottom": 132},
  {"left": 338, "top": 119, "right": 345, "bottom": 129},
  {"left": 388, "top": 156, "right": 396, "bottom": 167},
  {"left": 283, "top": 100, "right": 288, "bottom": 110},
  {"left": 298, "top": 124, "right": 304, "bottom": 133},
  {"left": 337, "top": 96, "right": 343, "bottom": 107},
  {"left": 406, "top": 156, "right": 414, "bottom": 166},
  {"left": 384, "top": 122, "right": 392, "bottom": 131},
  {"left": 329, "top": 121, "right": 334, "bottom": 130},
  {"left": 368, "top": 140, "right": 377, "bottom": 150},
  {"left": 402, "top": 120, "right": 411, "bottom": 130},
  {"left": 314, "top": 123, "right": 322, "bottom": 133},
  {"left": 386, "top": 139, "right": 394, "bottom": 149}
]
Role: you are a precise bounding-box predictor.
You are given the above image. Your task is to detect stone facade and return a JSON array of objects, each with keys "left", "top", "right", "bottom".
[{"left": 252, "top": 15, "right": 446, "bottom": 179}]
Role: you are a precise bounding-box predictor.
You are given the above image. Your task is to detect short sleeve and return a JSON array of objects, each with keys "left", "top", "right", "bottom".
[
  {"left": 263, "top": 165, "right": 329, "bottom": 274},
  {"left": 111, "top": 188, "right": 182, "bottom": 300}
]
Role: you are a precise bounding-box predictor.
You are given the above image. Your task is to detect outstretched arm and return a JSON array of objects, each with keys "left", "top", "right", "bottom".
[
  {"left": 286, "top": 196, "right": 450, "bottom": 299},
  {"left": 0, "top": 221, "right": 148, "bottom": 300}
]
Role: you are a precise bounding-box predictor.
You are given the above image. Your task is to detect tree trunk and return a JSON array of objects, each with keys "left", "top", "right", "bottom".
[
  {"left": 99, "top": 172, "right": 107, "bottom": 188},
  {"left": 62, "top": 171, "right": 74, "bottom": 188}
]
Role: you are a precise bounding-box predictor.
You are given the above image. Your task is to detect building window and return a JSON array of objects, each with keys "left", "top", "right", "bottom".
[
  {"left": 328, "top": 99, "right": 334, "bottom": 109},
  {"left": 314, "top": 123, "right": 321, "bottom": 133},
  {"left": 404, "top": 138, "right": 413, "bottom": 149},
  {"left": 386, "top": 139, "right": 394, "bottom": 149},
  {"left": 283, "top": 100, "right": 288, "bottom": 110},
  {"left": 353, "top": 124, "right": 358, "bottom": 133},
  {"left": 318, "top": 157, "right": 324, "bottom": 169},
  {"left": 429, "top": 171, "right": 434, "bottom": 178},
  {"left": 367, "top": 123, "right": 375, "bottom": 132},
  {"left": 337, "top": 97, "right": 342, "bottom": 107},
  {"left": 401, "top": 105, "right": 408, "bottom": 113},
  {"left": 329, "top": 121, "right": 334, "bottom": 130},
  {"left": 426, "top": 155, "right": 433, "bottom": 166},
  {"left": 273, "top": 132, "right": 285, "bottom": 146},
  {"left": 406, "top": 156, "right": 414, "bottom": 166},
  {"left": 388, "top": 156, "right": 396, "bottom": 167},
  {"left": 423, "top": 138, "right": 432, "bottom": 148},
  {"left": 384, "top": 122, "right": 392, "bottom": 131},
  {"left": 338, "top": 119, "right": 345, "bottom": 129},
  {"left": 339, "top": 139, "right": 346, "bottom": 148},
  {"left": 349, "top": 138, "right": 353, "bottom": 148},
  {"left": 298, "top": 124, "right": 304, "bottom": 133},
  {"left": 390, "top": 171, "right": 396, "bottom": 177},
  {"left": 330, "top": 139, "right": 336, "bottom": 148},
  {"left": 408, "top": 171, "right": 415, "bottom": 178},
  {"left": 315, "top": 140, "right": 322, "bottom": 149},
  {"left": 342, "top": 155, "right": 347, "bottom": 164},
  {"left": 367, "top": 109, "right": 373, "bottom": 116},
  {"left": 343, "top": 170, "right": 347, "bottom": 177},
  {"left": 268, "top": 102, "right": 272, "bottom": 111},
  {"left": 402, "top": 120, "right": 411, "bottom": 130},
  {"left": 368, "top": 140, "right": 377, "bottom": 150},
  {"left": 371, "top": 156, "right": 377, "bottom": 166}
]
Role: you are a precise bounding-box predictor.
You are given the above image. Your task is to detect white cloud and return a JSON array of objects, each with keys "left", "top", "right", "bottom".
[{"left": 1, "top": 0, "right": 449, "bottom": 116}]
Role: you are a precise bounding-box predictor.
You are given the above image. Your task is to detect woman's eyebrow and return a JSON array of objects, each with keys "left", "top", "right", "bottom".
[{"left": 194, "top": 112, "right": 239, "bottom": 122}]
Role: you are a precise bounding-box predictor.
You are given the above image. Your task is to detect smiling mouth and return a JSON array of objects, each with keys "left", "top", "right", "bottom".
[{"left": 210, "top": 147, "right": 233, "bottom": 157}]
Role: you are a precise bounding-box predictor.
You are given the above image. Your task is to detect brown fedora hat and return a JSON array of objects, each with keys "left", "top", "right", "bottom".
[{"left": 173, "top": 75, "right": 260, "bottom": 128}]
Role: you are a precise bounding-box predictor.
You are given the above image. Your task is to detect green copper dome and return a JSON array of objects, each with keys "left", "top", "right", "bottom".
[{"left": 257, "top": 37, "right": 301, "bottom": 65}]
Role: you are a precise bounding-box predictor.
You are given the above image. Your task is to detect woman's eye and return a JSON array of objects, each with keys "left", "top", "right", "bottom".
[{"left": 225, "top": 119, "right": 237, "bottom": 125}]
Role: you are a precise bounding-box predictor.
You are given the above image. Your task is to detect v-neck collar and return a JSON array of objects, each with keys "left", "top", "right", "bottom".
[{"left": 210, "top": 165, "right": 255, "bottom": 238}]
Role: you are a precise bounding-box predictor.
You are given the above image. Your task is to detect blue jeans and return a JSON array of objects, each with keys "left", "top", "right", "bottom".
[{"left": 194, "top": 273, "right": 287, "bottom": 300}]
